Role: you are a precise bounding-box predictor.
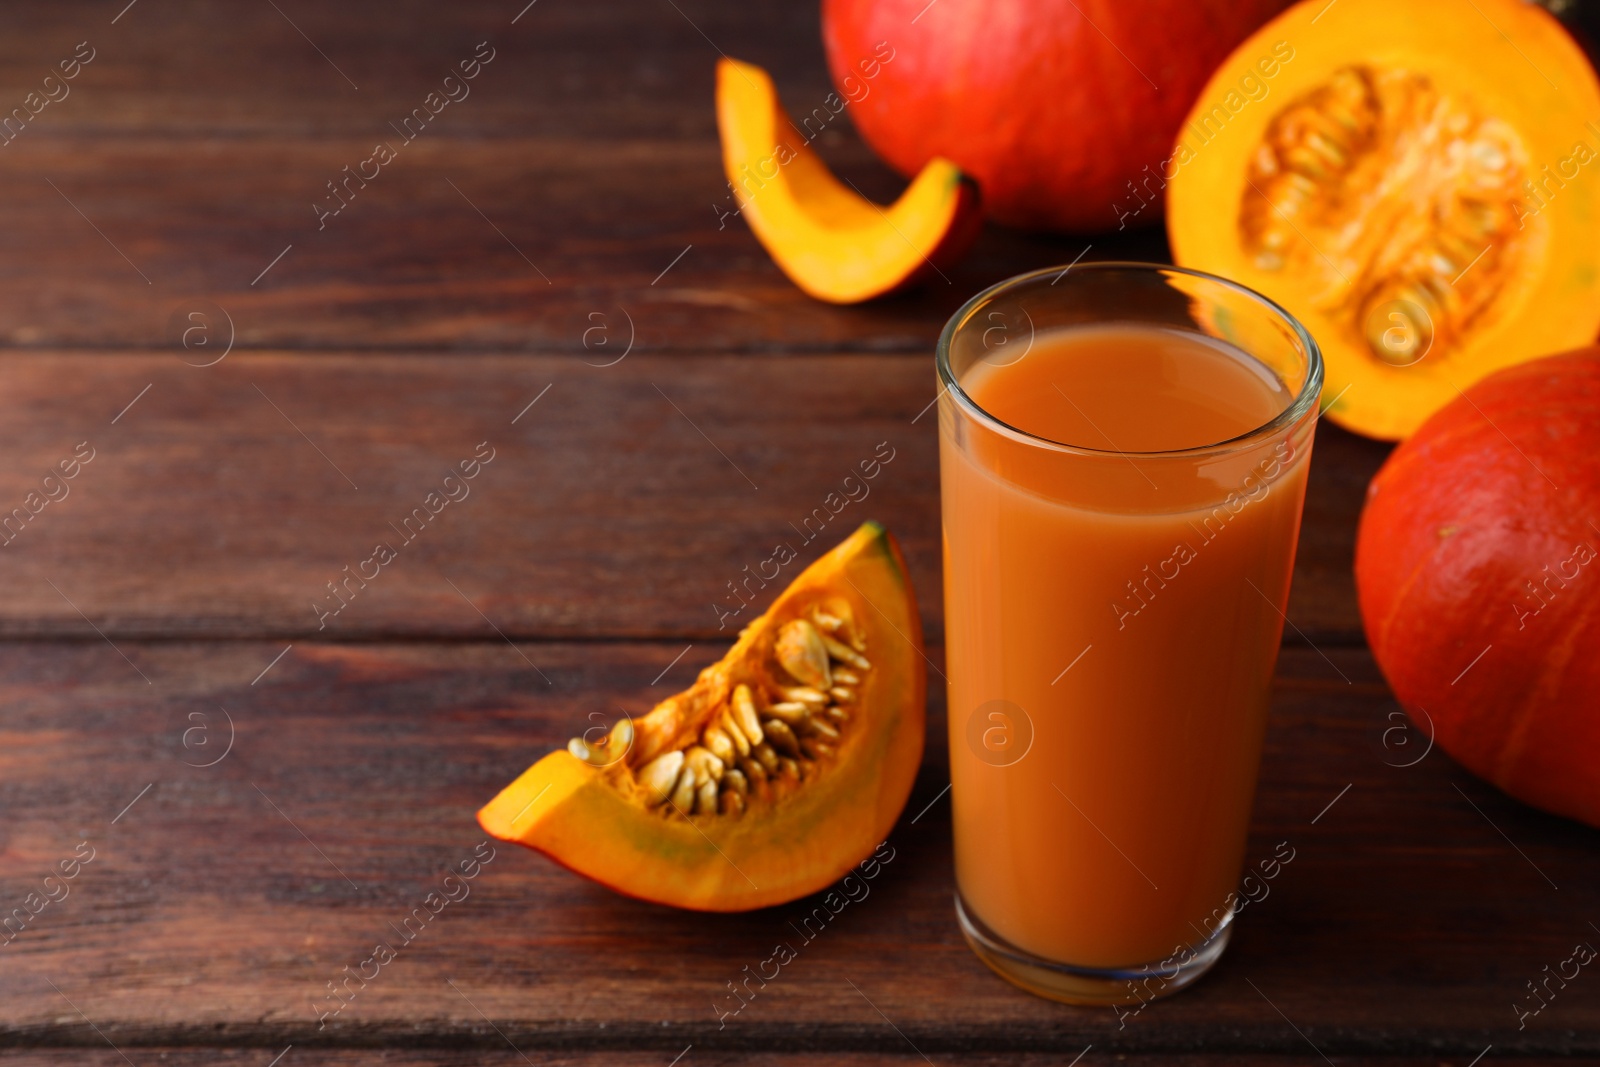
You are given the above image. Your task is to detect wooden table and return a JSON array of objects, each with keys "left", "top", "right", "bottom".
[{"left": 2, "top": 2, "right": 1597, "bottom": 1064}]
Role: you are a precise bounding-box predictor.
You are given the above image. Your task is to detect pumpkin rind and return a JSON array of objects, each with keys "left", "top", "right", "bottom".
[{"left": 716, "top": 59, "right": 981, "bottom": 304}]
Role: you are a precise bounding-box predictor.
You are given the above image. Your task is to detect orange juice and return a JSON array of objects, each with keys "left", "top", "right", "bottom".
[{"left": 940, "top": 321, "right": 1314, "bottom": 986}]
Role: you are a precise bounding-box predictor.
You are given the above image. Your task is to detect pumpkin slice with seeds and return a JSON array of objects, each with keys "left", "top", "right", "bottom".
[
  {"left": 478, "top": 521, "right": 925, "bottom": 911},
  {"left": 1167, "top": 0, "right": 1600, "bottom": 440}
]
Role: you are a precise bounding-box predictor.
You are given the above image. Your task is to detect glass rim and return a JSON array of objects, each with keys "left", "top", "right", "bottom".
[{"left": 934, "top": 261, "right": 1325, "bottom": 460}]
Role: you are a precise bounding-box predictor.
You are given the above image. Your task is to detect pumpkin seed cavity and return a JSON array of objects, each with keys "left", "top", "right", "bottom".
[
  {"left": 1240, "top": 65, "right": 1528, "bottom": 368},
  {"left": 566, "top": 603, "right": 870, "bottom": 818}
]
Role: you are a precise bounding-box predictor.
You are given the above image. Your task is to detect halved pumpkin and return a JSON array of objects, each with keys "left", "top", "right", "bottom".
[
  {"left": 716, "top": 58, "right": 982, "bottom": 304},
  {"left": 479, "top": 522, "right": 925, "bottom": 911},
  {"left": 1167, "top": 0, "right": 1600, "bottom": 440}
]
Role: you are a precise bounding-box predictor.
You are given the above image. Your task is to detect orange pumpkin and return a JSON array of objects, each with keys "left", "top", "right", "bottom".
[
  {"left": 822, "top": 0, "right": 1291, "bottom": 232},
  {"left": 479, "top": 522, "right": 926, "bottom": 910},
  {"left": 1356, "top": 348, "right": 1600, "bottom": 828}
]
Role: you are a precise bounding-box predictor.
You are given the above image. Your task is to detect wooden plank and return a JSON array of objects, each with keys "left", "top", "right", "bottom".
[
  {"left": 0, "top": 1056, "right": 1577, "bottom": 1067},
  {"left": 1, "top": 641, "right": 1594, "bottom": 1055},
  {"left": 0, "top": 0, "right": 841, "bottom": 139},
  {"left": 0, "top": 352, "right": 1380, "bottom": 640},
  {"left": 7, "top": 0, "right": 1598, "bottom": 146},
  {"left": 0, "top": 1058, "right": 1578, "bottom": 1067},
  {"left": 0, "top": 136, "right": 1159, "bottom": 353},
  {"left": 0, "top": 0, "right": 1163, "bottom": 352}
]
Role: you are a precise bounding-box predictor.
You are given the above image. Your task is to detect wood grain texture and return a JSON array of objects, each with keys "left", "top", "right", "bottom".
[
  {"left": 0, "top": 0, "right": 836, "bottom": 139},
  {"left": 0, "top": 352, "right": 1382, "bottom": 641},
  {"left": 0, "top": 1057, "right": 1582, "bottom": 1067},
  {"left": 5, "top": 0, "right": 1590, "bottom": 1058},
  {"left": 0, "top": 1, "right": 1164, "bottom": 353},
  {"left": 0, "top": 136, "right": 1158, "bottom": 353},
  {"left": 1, "top": 641, "right": 1595, "bottom": 1055},
  {"left": 8, "top": 0, "right": 1590, "bottom": 355}
]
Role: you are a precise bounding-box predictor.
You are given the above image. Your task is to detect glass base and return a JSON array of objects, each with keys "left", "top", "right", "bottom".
[{"left": 955, "top": 892, "right": 1233, "bottom": 1006}]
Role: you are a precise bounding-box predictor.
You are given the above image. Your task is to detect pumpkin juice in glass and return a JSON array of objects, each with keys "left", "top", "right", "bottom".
[{"left": 936, "top": 263, "right": 1321, "bottom": 1004}]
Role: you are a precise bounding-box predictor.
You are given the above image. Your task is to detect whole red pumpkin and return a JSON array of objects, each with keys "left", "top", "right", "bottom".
[
  {"left": 1356, "top": 348, "right": 1600, "bottom": 828},
  {"left": 821, "top": 0, "right": 1291, "bottom": 233}
]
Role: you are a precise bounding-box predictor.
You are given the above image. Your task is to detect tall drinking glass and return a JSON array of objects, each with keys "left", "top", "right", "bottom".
[{"left": 937, "top": 262, "right": 1322, "bottom": 1005}]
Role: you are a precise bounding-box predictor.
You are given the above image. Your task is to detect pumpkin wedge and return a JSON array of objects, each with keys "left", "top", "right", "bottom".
[
  {"left": 1167, "top": 0, "right": 1600, "bottom": 440},
  {"left": 716, "top": 58, "right": 981, "bottom": 304},
  {"left": 479, "top": 522, "right": 926, "bottom": 911}
]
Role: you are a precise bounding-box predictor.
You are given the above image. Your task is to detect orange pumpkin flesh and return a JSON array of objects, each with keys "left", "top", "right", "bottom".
[
  {"left": 716, "top": 58, "right": 981, "bottom": 304},
  {"left": 1168, "top": 0, "right": 1600, "bottom": 440},
  {"left": 1356, "top": 348, "right": 1600, "bottom": 828},
  {"left": 822, "top": 0, "right": 1291, "bottom": 232},
  {"left": 479, "top": 522, "right": 926, "bottom": 911}
]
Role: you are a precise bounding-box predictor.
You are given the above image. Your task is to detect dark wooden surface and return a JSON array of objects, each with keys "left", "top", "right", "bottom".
[
  {"left": 3, "top": 1061, "right": 1589, "bottom": 1067},
  {"left": 5, "top": 643, "right": 1600, "bottom": 1058},
  {"left": 1, "top": 1, "right": 1597, "bottom": 1064}
]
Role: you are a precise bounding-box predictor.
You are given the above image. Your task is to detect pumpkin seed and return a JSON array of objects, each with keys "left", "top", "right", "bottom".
[
  {"left": 573, "top": 723, "right": 631, "bottom": 765},
  {"left": 836, "top": 602, "right": 868, "bottom": 652},
  {"left": 764, "top": 701, "right": 810, "bottom": 727},
  {"left": 804, "top": 717, "right": 840, "bottom": 742},
  {"left": 717, "top": 709, "right": 751, "bottom": 757},
  {"left": 812, "top": 602, "right": 867, "bottom": 650},
  {"left": 780, "top": 686, "right": 828, "bottom": 708},
  {"left": 811, "top": 609, "right": 845, "bottom": 634},
  {"left": 763, "top": 718, "right": 801, "bottom": 757},
  {"left": 731, "top": 684, "right": 765, "bottom": 746},
  {"left": 684, "top": 745, "right": 724, "bottom": 783},
  {"left": 669, "top": 762, "right": 699, "bottom": 813},
  {"left": 639, "top": 750, "right": 685, "bottom": 807},
  {"left": 624, "top": 600, "right": 880, "bottom": 819},
  {"left": 800, "top": 736, "right": 835, "bottom": 760},
  {"left": 607, "top": 718, "right": 635, "bottom": 757},
  {"left": 695, "top": 775, "right": 720, "bottom": 815},
  {"left": 702, "top": 725, "right": 736, "bottom": 765},
  {"left": 775, "top": 619, "right": 832, "bottom": 689},
  {"left": 820, "top": 633, "right": 870, "bottom": 670}
]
